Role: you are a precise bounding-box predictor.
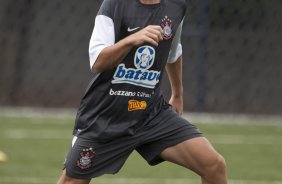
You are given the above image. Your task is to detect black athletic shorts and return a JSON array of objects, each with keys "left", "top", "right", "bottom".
[{"left": 64, "top": 107, "right": 202, "bottom": 179}]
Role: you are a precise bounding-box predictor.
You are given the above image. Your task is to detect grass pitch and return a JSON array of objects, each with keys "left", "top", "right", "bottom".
[{"left": 0, "top": 113, "right": 282, "bottom": 184}]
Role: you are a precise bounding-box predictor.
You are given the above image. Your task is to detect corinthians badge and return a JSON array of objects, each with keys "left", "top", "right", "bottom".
[
  {"left": 77, "top": 147, "right": 95, "bottom": 170},
  {"left": 161, "top": 16, "right": 173, "bottom": 40}
]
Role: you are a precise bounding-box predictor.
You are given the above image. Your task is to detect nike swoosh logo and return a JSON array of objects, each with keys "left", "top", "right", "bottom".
[{"left": 127, "top": 27, "right": 140, "bottom": 32}]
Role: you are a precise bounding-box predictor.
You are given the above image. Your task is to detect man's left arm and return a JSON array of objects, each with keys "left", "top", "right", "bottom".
[
  {"left": 166, "top": 17, "right": 184, "bottom": 114},
  {"left": 166, "top": 56, "right": 183, "bottom": 115}
]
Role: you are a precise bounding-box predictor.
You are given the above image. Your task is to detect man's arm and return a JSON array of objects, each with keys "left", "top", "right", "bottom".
[
  {"left": 92, "top": 25, "right": 163, "bottom": 73},
  {"left": 166, "top": 56, "right": 183, "bottom": 114}
]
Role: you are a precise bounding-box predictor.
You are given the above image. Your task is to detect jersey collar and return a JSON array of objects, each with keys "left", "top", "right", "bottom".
[{"left": 136, "top": 0, "right": 164, "bottom": 8}]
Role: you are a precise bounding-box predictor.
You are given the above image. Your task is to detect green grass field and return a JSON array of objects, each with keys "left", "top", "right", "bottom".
[{"left": 0, "top": 113, "right": 282, "bottom": 184}]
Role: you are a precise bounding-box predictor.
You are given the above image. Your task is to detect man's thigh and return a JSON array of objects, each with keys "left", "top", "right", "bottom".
[
  {"left": 136, "top": 106, "right": 203, "bottom": 166},
  {"left": 159, "top": 137, "right": 221, "bottom": 173}
]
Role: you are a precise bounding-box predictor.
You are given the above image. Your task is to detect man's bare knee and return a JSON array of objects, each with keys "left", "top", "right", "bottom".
[
  {"left": 207, "top": 154, "right": 226, "bottom": 173},
  {"left": 200, "top": 153, "right": 227, "bottom": 183}
]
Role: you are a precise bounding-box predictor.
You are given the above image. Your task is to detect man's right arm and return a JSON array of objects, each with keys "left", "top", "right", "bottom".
[
  {"left": 92, "top": 25, "right": 163, "bottom": 73},
  {"left": 92, "top": 35, "right": 133, "bottom": 74},
  {"left": 89, "top": 13, "right": 164, "bottom": 74}
]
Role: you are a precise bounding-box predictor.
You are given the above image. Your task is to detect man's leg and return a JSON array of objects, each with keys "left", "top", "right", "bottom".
[
  {"left": 57, "top": 170, "right": 91, "bottom": 184},
  {"left": 160, "top": 137, "right": 227, "bottom": 184}
]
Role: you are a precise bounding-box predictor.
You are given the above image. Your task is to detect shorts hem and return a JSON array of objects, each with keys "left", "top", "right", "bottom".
[{"left": 65, "top": 167, "right": 99, "bottom": 180}]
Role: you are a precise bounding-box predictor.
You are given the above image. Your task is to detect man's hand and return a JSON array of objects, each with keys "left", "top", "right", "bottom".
[
  {"left": 169, "top": 95, "right": 183, "bottom": 115},
  {"left": 127, "top": 25, "right": 163, "bottom": 46}
]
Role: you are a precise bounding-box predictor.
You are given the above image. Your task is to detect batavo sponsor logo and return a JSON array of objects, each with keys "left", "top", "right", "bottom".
[
  {"left": 128, "top": 100, "right": 147, "bottom": 111},
  {"left": 112, "top": 46, "right": 161, "bottom": 89}
]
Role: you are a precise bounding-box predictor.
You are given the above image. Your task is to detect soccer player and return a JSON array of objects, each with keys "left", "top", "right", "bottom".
[{"left": 57, "top": 0, "right": 228, "bottom": 184}]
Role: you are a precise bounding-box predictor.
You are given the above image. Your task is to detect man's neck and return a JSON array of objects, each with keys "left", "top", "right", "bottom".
[{"left": 139, "top": 0, "right": 161, "bottom": 5}]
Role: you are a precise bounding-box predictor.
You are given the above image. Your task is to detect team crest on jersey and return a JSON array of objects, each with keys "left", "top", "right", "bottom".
[
  {"left": 77, "top": 147, "right": 95, "bottom": 170},
  {"left": 112, "top": 45, "right": 161, "bottom": 89},
  {"left": 161, "top": 16, "right": 173, "bottom": 40}
]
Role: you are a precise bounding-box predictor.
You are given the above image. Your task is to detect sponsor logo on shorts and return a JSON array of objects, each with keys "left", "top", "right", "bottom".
[
  {"left": 77, "top": 147, "right": 95, "bottom": 170},
  {"left": 128, "top": 100, "right": 147, "bottom": 111},
  {"left": 112, "top": 46, "right": 161, "bottom": 89}
]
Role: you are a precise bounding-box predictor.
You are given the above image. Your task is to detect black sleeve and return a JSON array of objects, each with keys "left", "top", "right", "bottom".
[{"left": 97, "top": 0, "right": 124, "bottom": 42}]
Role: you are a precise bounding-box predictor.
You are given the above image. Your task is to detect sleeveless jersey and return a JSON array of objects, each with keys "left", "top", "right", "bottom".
[{"left": 73, "top": 0, "right": 187, "bottom": 142}]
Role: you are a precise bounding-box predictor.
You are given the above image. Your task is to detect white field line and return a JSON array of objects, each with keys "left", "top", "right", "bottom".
[
  {"left": 0, "top": 177, "right": 282, "bottom": 184},
  {"left": 0, "top": 107, "right": 76, "bottom": 120},
  {"left": 3, "top": 129, "right": 72, "bottom": 139},
  {"left": 207, "top": 134, "right": 282, "bottom": 145},
  {"left": 182, "top": 113, "right": 282, "bottom": 126},
  {"left": 1, "top": 106, "right": 282, "bottom": 126},
  {"left": 3, "top": 128, "right": 282, "bottom": 146},
  {"left": 0, "top": 177, "right": 55, "bottom": 184},
  {"left": 93, "top": 178, "right": 282, "bottom": 184}
]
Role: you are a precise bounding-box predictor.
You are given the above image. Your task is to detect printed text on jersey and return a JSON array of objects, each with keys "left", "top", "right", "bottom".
[{"left": 112, "top": 46, "right": 161, "bottom": 89}]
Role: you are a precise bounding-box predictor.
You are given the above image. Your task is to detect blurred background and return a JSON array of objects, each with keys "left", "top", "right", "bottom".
[
  {"left": 1, "top": 0, "right": 281, "bottom": 115},
  {"left": 0, "top": 0, "right": 282, "bottom": 184}
]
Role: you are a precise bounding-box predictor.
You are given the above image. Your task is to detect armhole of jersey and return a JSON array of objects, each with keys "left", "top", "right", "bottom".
[
  {"left": 89, "top": 15, "right": 115, "bottom": 70},
  {"left": 167, "top": 18, "right": 184, "bottom": 64}
]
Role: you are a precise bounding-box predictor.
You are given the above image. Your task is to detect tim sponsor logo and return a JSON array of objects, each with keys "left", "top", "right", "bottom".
[{"left": 128, "top": 100, "right": 147, "bottom": 111}]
